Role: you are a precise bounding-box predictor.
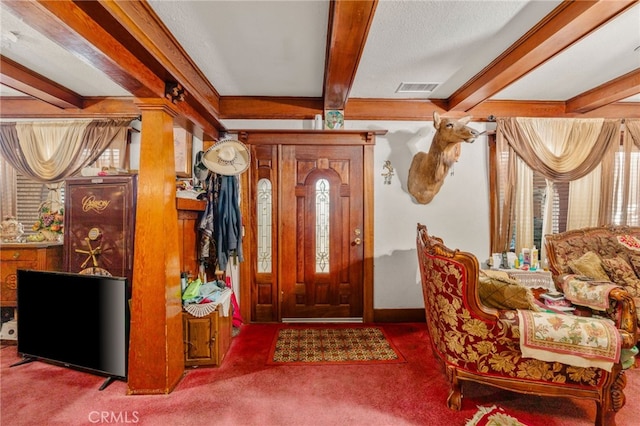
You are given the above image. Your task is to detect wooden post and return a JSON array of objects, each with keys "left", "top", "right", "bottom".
[{"left": 127, "top": 99, "right": 184, "bottom": 394}]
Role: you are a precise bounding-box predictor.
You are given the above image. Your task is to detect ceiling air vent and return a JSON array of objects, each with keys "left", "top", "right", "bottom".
[{"left": 396, "top": 82, "right": 440, "bottom": 93}]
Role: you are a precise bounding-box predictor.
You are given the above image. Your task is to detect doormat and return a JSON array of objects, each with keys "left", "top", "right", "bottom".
[{"left": 268, "top": 326, "right": 406, "bottom": 365}]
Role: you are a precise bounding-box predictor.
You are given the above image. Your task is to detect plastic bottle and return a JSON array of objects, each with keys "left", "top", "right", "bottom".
[
  {"left": 522, "top": 248, "right": 531, "bottom": 266},
  {"left": 531, "top": 246, "right": 539, "bottom": 271}
]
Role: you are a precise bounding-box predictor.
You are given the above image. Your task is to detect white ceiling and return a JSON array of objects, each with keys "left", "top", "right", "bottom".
[
  {"left": 1, "top": 0, "right": 639, "bottom": 118},
  {"left": 0, "top": 6, "right": 130, "bottom": 97}
]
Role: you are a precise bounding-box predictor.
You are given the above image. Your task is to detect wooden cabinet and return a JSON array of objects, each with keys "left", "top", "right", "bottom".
[
  {"left": 0, "top": 243, "right": 63, "bottom": 307},
  {"left": 182, "top": 307, "right": 231, "bottom": 367}
]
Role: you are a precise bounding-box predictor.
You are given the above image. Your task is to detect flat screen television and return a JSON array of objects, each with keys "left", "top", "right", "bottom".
[{"left": 15, "top": 269, "right": 130, "bottom": 390}]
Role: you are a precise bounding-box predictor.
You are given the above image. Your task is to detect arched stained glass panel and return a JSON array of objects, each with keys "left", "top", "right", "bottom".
[{"left": 315, "top": 178, "right": 330, "bottom": 273}]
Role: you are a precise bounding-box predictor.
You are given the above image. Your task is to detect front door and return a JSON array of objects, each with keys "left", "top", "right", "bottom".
[{"left": 280, "top": 145, "right": 364, "bottom": 320}]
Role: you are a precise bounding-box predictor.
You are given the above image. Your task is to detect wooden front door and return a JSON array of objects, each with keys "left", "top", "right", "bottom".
[{"left": 280, "top": 145, "right": 364, "bottom": 319}]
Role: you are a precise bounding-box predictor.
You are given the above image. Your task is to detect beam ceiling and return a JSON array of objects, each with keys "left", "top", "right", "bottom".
[{"left": 1, "top": 0, "right": 638, "bottom": 130}]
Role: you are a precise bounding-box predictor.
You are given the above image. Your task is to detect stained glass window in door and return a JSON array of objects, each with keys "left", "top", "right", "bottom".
[
  {"left": 315, "top": 178, "right": 330, "bottom": 273},
  {"left": 257, "top": 178, "right": 272, "bottom": 273}
]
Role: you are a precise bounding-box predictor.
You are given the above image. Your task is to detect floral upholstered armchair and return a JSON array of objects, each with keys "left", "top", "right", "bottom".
[
  {"left": 416, "top": 224, "right": 636, "bottom": 426},
  {"left": 545, "top": 225, "right": 640, "bottom": 341}
]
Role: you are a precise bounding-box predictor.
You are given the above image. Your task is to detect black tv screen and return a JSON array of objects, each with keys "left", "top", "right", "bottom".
[{"left": 16, "top": 269, "right": 129, "bottom": 384}]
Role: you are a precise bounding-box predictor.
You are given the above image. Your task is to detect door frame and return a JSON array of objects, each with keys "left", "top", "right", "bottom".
[{"left": 237, "top": 130, "right": 384, "bottom": 323}]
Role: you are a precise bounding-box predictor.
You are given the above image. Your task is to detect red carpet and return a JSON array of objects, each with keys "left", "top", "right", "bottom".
[{"left": 1, "top": 322, "right": 639, "bottom": 425}]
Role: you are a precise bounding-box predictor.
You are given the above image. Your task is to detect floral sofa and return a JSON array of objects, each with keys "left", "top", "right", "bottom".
[
  {"left": 416, "top": 224, "right": 636, "bottom": 426},
  {"left": 545, "top": 225, "right": 640, "bottom": 340}
]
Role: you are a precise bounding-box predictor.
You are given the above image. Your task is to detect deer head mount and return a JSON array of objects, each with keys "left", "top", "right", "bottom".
[{"left": 407, "top": 112, "right": 479, "bottom": 204}]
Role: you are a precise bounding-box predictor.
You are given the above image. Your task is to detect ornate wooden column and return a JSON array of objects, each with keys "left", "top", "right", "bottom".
[{"left": 127, "top": 99, "right": 184, "bottom": 394}]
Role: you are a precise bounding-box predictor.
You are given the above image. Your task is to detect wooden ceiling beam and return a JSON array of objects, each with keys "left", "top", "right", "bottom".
[
  {"left": 323, "top": 0, "right": 378, "bottom": 111},
  {"left": 220, "top": 97, "right": 324, "bottom": 120},
  {"left": 448, "top": 0, "right": 638, "bottom": 112},
  {"left": 2, "top": 0, "right": 221, "bottom": 138},
  {"left": 2, "top": 0, "right": 160, "bottom": 98},
  {"left": 0, "top": 55, "right": 83, "bottom": 109},
  {"left": 82, "top": 0, "right": 223, "bottom": 134},
  {"left": 343, "top": 99, "right": 640, "bottom": 121},
  {"left": 0, "top": 97, "right": 139, "bottom": 118},
  {"left": 566, "top": 68, "right": 640, "bottom": 114},
  {"left": 216, "top": 96, "right": 640, "bottom": 121}
]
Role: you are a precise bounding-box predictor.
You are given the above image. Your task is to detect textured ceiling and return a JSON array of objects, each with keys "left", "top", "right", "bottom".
[{"left": 1, "top": 0, "right": 639, "bottom": 117}]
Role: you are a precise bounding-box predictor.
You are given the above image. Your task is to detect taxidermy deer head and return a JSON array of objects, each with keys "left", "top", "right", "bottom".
[{"left": 407, "top": 112, "right": 479, "bottom": 204}]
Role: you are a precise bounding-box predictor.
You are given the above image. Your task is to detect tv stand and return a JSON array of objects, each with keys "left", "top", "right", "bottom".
[
  {"left": 99, "top": 376, "right": 120, "bottom": 391},
  {"left": 9, "top": 356, "right": 36, "bottom": 368},
  {"left": 10, "top": 356, "right": 124, "bottom": 391}
]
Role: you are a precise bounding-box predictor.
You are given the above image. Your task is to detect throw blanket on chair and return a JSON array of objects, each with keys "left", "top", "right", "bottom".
[
  {"left": 517, "top": 310, "right": 621, "bottom": 372},
  {"left": 561, "top": 275, "right": 620, "bottom": 310}
]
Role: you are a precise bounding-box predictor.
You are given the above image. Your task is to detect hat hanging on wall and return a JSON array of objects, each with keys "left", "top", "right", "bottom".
[{"left": 202, "top": 139, "right": 251, "bottom": 176}]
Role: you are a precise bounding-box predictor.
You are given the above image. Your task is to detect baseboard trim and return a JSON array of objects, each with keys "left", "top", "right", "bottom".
[
  {"left": 373, "top": 308, "right": 425, "bottom": 323},
  {"left": 282, "top": 317, "right": 364, "bottom": 323}
]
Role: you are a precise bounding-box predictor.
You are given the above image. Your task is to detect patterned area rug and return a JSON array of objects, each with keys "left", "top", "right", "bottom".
[
  {"left": 465, "top": 405, "right": 527, "bottom": 426},
  {"left": 268, "top": 326, "right": 406, "bottom": 365}
]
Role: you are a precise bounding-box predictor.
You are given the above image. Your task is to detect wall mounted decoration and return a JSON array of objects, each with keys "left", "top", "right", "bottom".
[
  {"left": 324, "top": 110, "right": 344, "bottom": 130},
  {"left": 381, "top": 160, "right": 394, "bottom": 185},
  {"left": 407, "top": 112, "right": 480, "bottom": 204}
]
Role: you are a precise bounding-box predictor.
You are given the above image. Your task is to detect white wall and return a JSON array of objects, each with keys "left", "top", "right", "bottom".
[
  {"left": 348, "top": 119, "right": 491, "bottom": 308},
  {"left": 224, "top": 118, "right": 492, "bottom": 310}
]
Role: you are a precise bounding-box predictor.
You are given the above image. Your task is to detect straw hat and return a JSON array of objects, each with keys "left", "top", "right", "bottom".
[{"left": 202, "top": 139, "right": 250, "bottom": 176}]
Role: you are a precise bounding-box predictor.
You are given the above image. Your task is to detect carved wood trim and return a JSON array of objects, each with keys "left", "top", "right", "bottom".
[{"left": 234, "top": 129, "right": 386, "bottom": 146}]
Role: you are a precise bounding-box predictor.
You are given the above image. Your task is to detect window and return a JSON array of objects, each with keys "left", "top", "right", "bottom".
[
  {"left": 612, "top": 149, "right": 640, "bottom": 225},
  {"left": 529, "top": 172, "right": 569, "bottom": 250},
  {"left": 256, "top": 178, "right": 272, "bottom": 273},
  {"left": 495, "top": 136, "right": 640, "bottom": 252},
  {"left": 315, "top": 178, "right": 330, "bottom": 273},
  {"left": 15, "top": 174, "right": 64, "bottom": 236},
  {"left": 2, "top": 143, "right": 128, "bottom": 236}
]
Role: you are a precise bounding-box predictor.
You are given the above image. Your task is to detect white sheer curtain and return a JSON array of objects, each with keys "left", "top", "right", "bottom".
[
  {"left": 617, "top": 119, "right": 640, "bottom": 226},
  {"left": 567, "top": 166, "right": 601, "bottom": 229},
  {"left": 16, "top": 121, "right": 92, "bottom": 182},
  {"left": 514, "top": 157, "right": 533, "bottom": 253},
  {"left": 0, "top": 156, "right": 17, "bottom": 219},
  {"left": 515, "top": 118, "right": 589, "bottom": 172}
]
